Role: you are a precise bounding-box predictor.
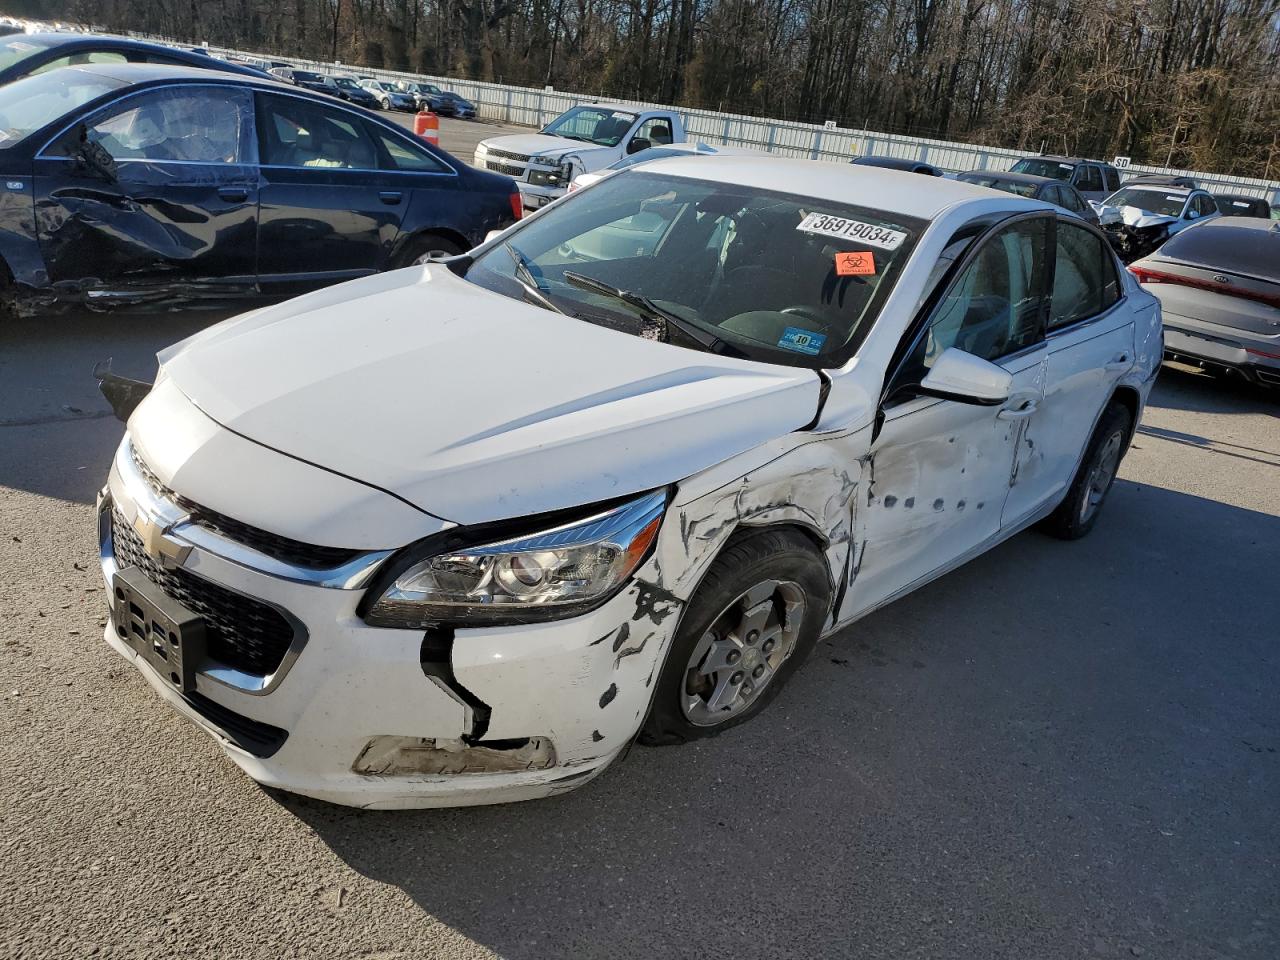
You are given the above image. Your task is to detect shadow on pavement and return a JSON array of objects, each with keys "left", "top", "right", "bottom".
[
  {"left": 284, "top": 480, "right": 1280, "bottom": 960},
  {"left": 0, "top": 311, "right": 221, "bottom": 505},
  {"left": 1146, "top": 361, "right": 1279, "bottom": 417}
]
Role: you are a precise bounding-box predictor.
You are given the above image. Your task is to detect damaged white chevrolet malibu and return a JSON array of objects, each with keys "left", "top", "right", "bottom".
[{"left": 98, "top": 157, "right": 1162, "bottom": 808}]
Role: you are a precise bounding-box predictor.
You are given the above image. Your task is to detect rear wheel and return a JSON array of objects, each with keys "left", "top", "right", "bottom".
[
  {"left": 380, "top": 97, "right": 391, "bottom": 110},
  {"left": 393, "top": 234, "right": 464, "bottom": 268},
  {"left": 640, "top": 528, "right": 830, "bottom": 745},
  {"left": 1042, "top": 403, "right": 1133, "bottom": 540}
]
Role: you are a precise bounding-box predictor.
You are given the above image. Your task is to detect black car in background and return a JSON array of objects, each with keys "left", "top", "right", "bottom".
[
  {"left": 1213, "top": 194, "right": 1271, "bottom": 219},
  {"left": 329, "top": 75, "right": 380, "bottom": 108},
  {"left": 0, "top": 33, "right": 270, "bottom": 86},
  {"left": 1007, "top": 155, "right": 1121, "bottom": 202},
  {"left": 955, "top": 170, "right": 1100, "bottom": 225},
  {"left": 0, "top": 63, "right": 521, "bottom": 312},
  {"left": 850, "top": 155, "right": 944, "bottom": 176},
  {"left": 268, "top": 67, "right": 336, "bottom": 97}
]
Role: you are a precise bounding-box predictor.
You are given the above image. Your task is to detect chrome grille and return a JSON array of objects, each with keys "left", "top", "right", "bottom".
[
  {"left": 485, "top": 148, "right": 530, "bottom": 162},
  {"left": 485, "top": 160, "right": 526, "bottom": 177}
]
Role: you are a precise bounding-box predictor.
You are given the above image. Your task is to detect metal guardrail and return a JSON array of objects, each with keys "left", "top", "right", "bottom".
[{"left": 169, "top": 37, "right": 1280, "bottom": 205}]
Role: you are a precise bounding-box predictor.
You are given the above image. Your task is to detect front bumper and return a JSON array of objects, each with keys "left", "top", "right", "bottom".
[
  {"left": 98, "top": 438, "right": 681, "bottom": 809},
  {"left": 516, "top": 182, "right": 564, "bottom": 210}
]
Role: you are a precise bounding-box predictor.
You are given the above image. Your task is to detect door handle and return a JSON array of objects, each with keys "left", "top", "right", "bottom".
[
  {"left": 379, "top": 191, "right": 403, "bottom": 205},
  {"left": 997, "top": 397, "right": 1039, "bottom": 420},
  {"left": 217, "top": 187, "right": 249, "bottom": 203},
  {"left": 1104, "top": 352, "right": 1131, "bottom": 372}
]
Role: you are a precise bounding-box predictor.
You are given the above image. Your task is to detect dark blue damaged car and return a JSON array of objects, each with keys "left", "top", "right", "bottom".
[{"left": 0, "top": 63, "right": 521, "bottom": 313}]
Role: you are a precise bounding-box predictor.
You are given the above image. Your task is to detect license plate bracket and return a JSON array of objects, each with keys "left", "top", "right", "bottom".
[{"left": 112, "top": 567, "right": 207, "bottom": 694}]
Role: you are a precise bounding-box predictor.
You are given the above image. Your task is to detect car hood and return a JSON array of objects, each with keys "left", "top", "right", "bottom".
[
  {"left": 157, "top": 266, "right": 822, "bottom": 527},
  {"left": 1093, "top": 202, "right": 1177, "bottom": 229},
  {"left": 482, "top": 133, "right": 612, "bottom": 161}
]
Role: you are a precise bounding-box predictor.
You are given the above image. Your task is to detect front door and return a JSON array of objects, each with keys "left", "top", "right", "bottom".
[
  {"left": 254, "top": 92, "right": 406, "bottom": 295},
  {"left": 34, "top": 84, "right": 257, "bottom": 301},
  {"left": 841, "top": 215, "right": 1052, "bottom": 619}
]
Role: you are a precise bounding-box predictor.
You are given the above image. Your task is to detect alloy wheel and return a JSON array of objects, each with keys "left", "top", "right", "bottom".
[
  {"left": 1080, "top": 429, "right": 1124, "bottom": 523},
  {"left": 681, "top": 579, "right": 806, "bottom": 726}
]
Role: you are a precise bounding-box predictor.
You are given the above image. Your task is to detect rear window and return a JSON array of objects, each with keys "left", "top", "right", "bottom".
[
  {"left": 0, "top": 35, "right": 54, "bottom": 72},
  {"left": 960, "top": 174, "right": 1038, "bottom": 198},
  {"left": 1160, "top": 223, "right": 1280, "bottom": 283}
]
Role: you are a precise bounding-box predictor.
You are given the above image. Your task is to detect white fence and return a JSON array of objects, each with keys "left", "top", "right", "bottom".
[{"left": 185, "top": 39, "right": 1280, "bottom": 205}]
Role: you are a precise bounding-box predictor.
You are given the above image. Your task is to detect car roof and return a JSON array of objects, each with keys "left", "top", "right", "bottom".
[
  {"left": 1200, "top": 215, "right": 1280, "bottom": 232},
  {"left": 637, "top": 156, "right": 1041, "bottom": 220},
  {"left": 52, "top": 60, "right": 287, "bottom": 87},
  {"left": 960, "top": 170, "right": 1054, "bottom": 187},
  {"left": 1033, "top": 155, "right": 1111, "bottom": 166}
]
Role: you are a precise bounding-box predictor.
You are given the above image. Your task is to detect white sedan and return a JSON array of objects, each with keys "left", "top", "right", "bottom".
[{"left": 99, "top": 158, "right": 1162, "bottom": 808}]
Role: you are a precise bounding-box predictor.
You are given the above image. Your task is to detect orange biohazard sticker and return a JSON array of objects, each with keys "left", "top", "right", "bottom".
[{"left": 835, "top": 251, "right": 876, "bottom": 276}]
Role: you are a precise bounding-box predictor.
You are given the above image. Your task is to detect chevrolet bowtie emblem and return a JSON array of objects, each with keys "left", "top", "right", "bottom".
[{"left": 133, "top": 510, "right": 192, "bottom": 568}]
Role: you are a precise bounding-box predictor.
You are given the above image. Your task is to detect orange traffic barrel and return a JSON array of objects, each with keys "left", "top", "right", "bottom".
[{"left": 415, "top": 110, "right": 439, "bottom": 145}]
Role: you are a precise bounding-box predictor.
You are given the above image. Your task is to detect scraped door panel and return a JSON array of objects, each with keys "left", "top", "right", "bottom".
[{"left": 33, "top": 85, "right": 257, "bottom": 302}]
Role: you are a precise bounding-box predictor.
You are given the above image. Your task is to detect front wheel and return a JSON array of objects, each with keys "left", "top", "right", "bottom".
[
  {"left": 640, "top": 528, "right": 831, "bottom": 745},
  {"left": 393, "top": 233, "right": 464, "bottom": 268},
  {"left": 1042, "top": 402, "right": 1133, "bottom": 540},
  {"left": 380, "top": 97, "right": 391, "bottom": 110}
]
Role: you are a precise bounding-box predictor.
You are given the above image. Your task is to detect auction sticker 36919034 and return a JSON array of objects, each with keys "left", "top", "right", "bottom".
[{"left": 796, "top": 212, "right": 906, "bottom": 250}]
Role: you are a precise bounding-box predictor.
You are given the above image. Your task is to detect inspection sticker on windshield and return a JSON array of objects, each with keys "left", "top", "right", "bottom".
[
  {"left": 778, "top": 327, "right": 827, "bottom": 355},
  {"left": 797, "top": 213, "right": 905, "bottom": 250},
  {"left": 835, "top": 250, "right": 876, "bottom": 276}
]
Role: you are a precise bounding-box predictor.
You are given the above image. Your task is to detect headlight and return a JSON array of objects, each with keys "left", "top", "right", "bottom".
[
  {"left": 528, "top": 168, "right": 562, "bottom": 187},
  {"left": 363, "top": 490, "right": 666, "bottom": 627}
]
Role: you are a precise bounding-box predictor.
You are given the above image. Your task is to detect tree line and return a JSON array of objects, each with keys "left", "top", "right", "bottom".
[{"left": 13, "top": 0, "right": 1280, "bottom": 177}]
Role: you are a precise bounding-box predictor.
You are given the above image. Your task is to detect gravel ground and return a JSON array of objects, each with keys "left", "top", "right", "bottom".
[{"left": 0, "top": 121, "right": 1277, "bottom": 958}]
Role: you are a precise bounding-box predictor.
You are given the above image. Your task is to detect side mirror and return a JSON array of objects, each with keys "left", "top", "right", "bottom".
[
  {"left": 626, "top": 137, "right": 651, "bottom": 155},
  {"left": 1185, "top": 207, "right": 1199, "bottom": 219},
  {"left": 917, "top": 348, "right": 1012, "bottom": 405}
]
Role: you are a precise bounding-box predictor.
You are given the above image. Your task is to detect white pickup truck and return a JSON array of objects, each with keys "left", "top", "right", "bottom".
[{"left": 475, "top": 103, "right": 686, "bottom": 210}]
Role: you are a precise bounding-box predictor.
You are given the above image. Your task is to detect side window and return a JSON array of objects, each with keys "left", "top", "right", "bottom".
[
  {"left": 1196, "top": 194, "right": 1217, "bottom": 217},
  {"left": 68, "top": 87, "right": 246, "bottom": 163},
  {"left": 1059, "top": 186, "right": 1085, "bottom": 213},
  {"left": 1050, "top": 221, "right": 1121, "bottom": 330},
  {"left": 1075, "top": 164, "right": 1103, "bottom": 193},
  {"left": 370, "top": 126, "right": 450, "bottom": 173},
  {"left": 258, "top": 94, "right": 378, "bottom": 169},
  {"left": 906, "top": 218, "right": 1047, "bottom": 372},
  {"left": 30, "top": 50, "right": 127, "bottom": 75},
  {"left": 1103, "top": 167, "right": 1121, "bottom": 192},
  {"left": 1041, "top": 184, "right": 1063, "bottom": 207},
  {"left": 633, "top": 116, "right": 674, "bottom": 146}
]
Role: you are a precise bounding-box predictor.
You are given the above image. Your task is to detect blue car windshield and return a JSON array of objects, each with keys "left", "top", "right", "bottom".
[{"left": 0, "top": 67, "right": 123, "bottom": 148}]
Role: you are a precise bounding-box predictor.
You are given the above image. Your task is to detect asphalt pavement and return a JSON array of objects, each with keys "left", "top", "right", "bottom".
[{"left": 0, "top": 121, "right": 1277, "bottom": 960}]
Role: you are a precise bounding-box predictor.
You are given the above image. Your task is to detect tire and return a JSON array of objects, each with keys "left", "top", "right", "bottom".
[
  {"left": 380, "top": 98, "right": 391, "bottom": 110},
  {"left": 1042, "top": 402, "right": 1133, "bottom": 540},
  {"left": 393, "top": 234, "right": 465, "bottom": 268},
  {"left": 640, "top": 527, "right": 831, "bottom": 746}
]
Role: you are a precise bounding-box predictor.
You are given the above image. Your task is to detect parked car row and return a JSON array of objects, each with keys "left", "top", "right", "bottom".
[{"left": 0, "top": 63, "right": 520, "bottom": 313}]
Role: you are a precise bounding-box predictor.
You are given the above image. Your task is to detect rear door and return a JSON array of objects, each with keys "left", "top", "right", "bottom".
[
  {"left": 841, "top": 215, "right": 1052, "bottom": 618},
  {"left": 1004, "top": 217, "right": 1132, "bottom": 524},
  {"left": 255, "top": 91, "right": 406, "bottom": 294},
  {"left": 33, "top": 83, "right": 257, "bottom": 300}
]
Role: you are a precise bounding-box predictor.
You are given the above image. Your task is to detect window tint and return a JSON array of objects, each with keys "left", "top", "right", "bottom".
[
  {"left": 30, "top": 49, "right": 127, "bottom": 75},
  {"left": 1058, "top": 186, "right": 1086, "bottom": 213},
  {"left": 258, "top": 94, "right": 378, "bottom": 168},
  {"left": 372, "top": 127, "right": 450, "bottom": 172},
  {"left": 1050, "top": 221, "right": 1121, "bottom": 329},
  {"left": 79, "top": 87, "right": 245, "bottom": 163},
  {"left": 909, "top": 218, "right": 1047, "bottom": 369},
  {"left": 1195, "top": 194, "right": 1217, "bottom": 217},
  {"left": 1075, "top": 164, "right": 1103, "bottom": 192},
  {"left": 1103, "top": 167, "right": 1121, "bottom": 192}
]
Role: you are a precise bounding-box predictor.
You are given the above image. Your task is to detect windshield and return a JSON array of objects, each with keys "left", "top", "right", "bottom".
[
  {"left": 0, "top": 35, "right": 55, "bottom": 73},
  {"left": 542, "top": 106, "right": 638, "bottom": 146},
  {"left": 1009, "top": 158, "right": 1074, "bottom": 181},
  {"left": 333, "top": 77, "right": 359, "bottom": 90},
  {"left": 1104, "top": 188, "right": 1186, "bottom": 217},
  {"left": 0, "top": 67, "right": 122, "bottom": 147},
  {"left": 960, "top": 174, "right": 1039, "bottom": 198},
  {"left": 466, "top": 170, "right": 924, "bottom": 368},
  {"left": 293, "top": 71, "right": 324, "bottom": 83}
]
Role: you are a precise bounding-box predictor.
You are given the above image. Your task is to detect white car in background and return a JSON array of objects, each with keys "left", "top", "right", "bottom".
[
  {"left": 1092, "top": 182, "right": 1221, "bottom": 261},
  {"left": 99, "top": 159, "right": 1161, "bottom": 809},
  {"left": 568, "top": 142, "right": 759, "bottom": 192}
]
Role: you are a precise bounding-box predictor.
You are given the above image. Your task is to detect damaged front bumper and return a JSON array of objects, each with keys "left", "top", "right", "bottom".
[{"left": 99, "top": 453, "right": 684, "bottom": 810}]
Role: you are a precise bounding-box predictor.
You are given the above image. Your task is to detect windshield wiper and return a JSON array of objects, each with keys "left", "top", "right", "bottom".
[
  {"left": 505, "top": 242, "right": 567, "bottom": 315},
  {"left": 560, "top": 271, "right": 743, "bottom": 356}
]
